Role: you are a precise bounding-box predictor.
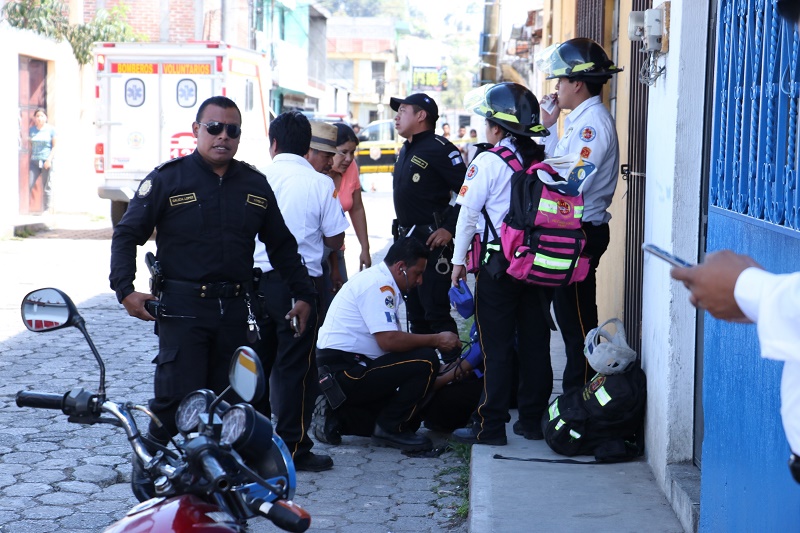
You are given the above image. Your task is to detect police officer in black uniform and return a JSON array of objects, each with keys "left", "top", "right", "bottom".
[
  {"left": 109, "top": 96, "right": 316, "bottom": 455},
  {"left": 391, "top": 93, "right": 467, "bottom": 338}
]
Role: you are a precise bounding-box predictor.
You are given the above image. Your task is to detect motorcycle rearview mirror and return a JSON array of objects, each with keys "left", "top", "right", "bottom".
[
  {"left": 21, "top": 288, "right": 76, "bottom": 332},
  {"left": 229, "top": 346, "right": 265, "bottom": 403},
  {"left": 20, "top": 288, "right": 107, "bottom": 402}
]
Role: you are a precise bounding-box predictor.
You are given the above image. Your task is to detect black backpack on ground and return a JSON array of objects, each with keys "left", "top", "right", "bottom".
[{"left": 541, "top": 367, "right": 647, "bottom": 463}]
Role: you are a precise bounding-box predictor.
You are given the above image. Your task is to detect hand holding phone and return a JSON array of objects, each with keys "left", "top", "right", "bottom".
[
  {"left": 642, "top": 243, "right": 694, "bottom": 268},
  {"left": 289, "top": 298, "right": 300, "bottom": 334}
]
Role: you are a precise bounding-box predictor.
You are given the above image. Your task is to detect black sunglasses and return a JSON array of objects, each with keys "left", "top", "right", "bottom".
[{"left": 197, "top": 121, "right": 242, "bottom": 138}]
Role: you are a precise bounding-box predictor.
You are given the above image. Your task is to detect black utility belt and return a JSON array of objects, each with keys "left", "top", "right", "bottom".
[
  {"left": 162, "top": 279, "right": 249, "bottom": 298},
  {"left": 316, "top": 348, "right": 370, "bottom": 372},
  {"left": 397, "top": 223, "right": 437, "bottom": 240}
]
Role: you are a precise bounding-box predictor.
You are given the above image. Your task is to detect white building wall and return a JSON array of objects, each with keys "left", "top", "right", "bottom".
[
  {"left": 1, "top": 22, "right": 101, "bottom": 237},
  {"left": 641, "top": 0, "right": 708, "bottom": 495}
]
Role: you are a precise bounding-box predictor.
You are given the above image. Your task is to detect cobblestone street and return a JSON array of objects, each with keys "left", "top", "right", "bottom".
[{"left": 0, "top": 192, "right": 468, "bottom": 532}]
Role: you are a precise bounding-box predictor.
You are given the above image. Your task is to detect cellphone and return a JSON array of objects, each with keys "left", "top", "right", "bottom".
[
  {"left": 641, "top": 244, "right": 694, "bottom": 268},
  {"left": 290, "top": 298, "right": 299, "bottom": 333}
]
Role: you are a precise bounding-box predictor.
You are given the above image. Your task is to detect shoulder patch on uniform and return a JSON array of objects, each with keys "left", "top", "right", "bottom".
[
  {"left": 169, "top": 193, "right": 197, "bottom": 207},
  {"left": 466, "top": 164, "right": 478, "bottom": 180},
  {"left": 137, "top": 178, "right": 153, "bottom": 198},
  {"left": 240, "top": 161, "right": 267, "bottom": 177},
  {"left": 449, "top": 150, "right": 463, "bottom": 166},
  {"left": 410, "top": 155, "right": 428, "bottom": 169},
  {"left": 459, "top": 185, "right": 469, "bottom": 196},
  {"left": 580, "top": 127, "right": 596, "bottom": 142},
  {"left": 380, "top": 285, "right": 395, "bottom": 296},
  {"left": 580, "top": 146, "right": 592, "bottom": 159},
  {"left": 247, "top": 194, "right": 268, "bottom": 209}
]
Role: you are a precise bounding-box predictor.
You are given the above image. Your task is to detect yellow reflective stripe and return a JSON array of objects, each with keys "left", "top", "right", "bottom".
[
  {"left": 549, "top": 401, "right": 560, "bottom": 420},
  {"left": 571, "top": 61, "right": 596, "bottom": 73},
  {"left": 569, "top": 429, "right": 582, "bottom": 439},
  {"left": 540, "top": 198, "right": 558, "bottom": 214},
  {"left": 595, "top": 386, "right": 612, "bottom": 406},
  {"left": 552, "top": 61, "right": 596, "bottom": 77},
  {"left": 555, "top": 419, "right": 565, "bottom": 430},
  {"left": 533, "top": 254, "right": 572, "bottom": 270},
  {"left": 483, "top": 243, "right": 501, "bottom": 264},
  {"left": 489, "top": 110, "right": 521, "bottom": 124},
  {"left": 574, "top": 205, "right": 584, "bottom": 218},
  {"left": 530, "top": 124, "right": 547, "bottom": 133}
]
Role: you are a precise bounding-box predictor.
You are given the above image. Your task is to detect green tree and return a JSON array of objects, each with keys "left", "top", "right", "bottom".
[{"left": 2, "top": 0, "right": 139, "bottom": 66}]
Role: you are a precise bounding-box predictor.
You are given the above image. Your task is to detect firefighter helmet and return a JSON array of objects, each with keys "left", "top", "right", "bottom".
[
  {"left": 536, "top": 38, "right": 622, "bottom": 81},
  {"left": 463, "top": 82, "right": 549, "bottom": 137}
]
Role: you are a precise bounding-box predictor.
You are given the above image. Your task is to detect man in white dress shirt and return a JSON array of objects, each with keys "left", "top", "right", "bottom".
[{"left": 253, "top": 111, "right": 348, "bottom": 472}]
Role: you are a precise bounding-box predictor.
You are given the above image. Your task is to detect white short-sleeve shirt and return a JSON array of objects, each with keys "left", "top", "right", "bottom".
[
  {"left": 316, "top": 262, "right": 401, "bottom": 358},
  {"left": 543, "top": 95, "right": 619, "bottom": 225},
  {"left": 254, "top": 153, "right": 349, "bottom": 277},
  {"left": 455, "top": 137, "right": 519, "bottom": 239}
]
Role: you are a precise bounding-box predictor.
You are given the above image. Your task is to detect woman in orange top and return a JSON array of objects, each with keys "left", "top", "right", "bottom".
[{"left": 320, "top": 123, "right": 371, "bottom": 314}]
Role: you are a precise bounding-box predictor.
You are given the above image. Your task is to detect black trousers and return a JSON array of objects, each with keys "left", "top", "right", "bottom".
[
  {"left": 148, "top": 291, "right": 249, "bottom": 441},
  {"left": 471, "top": 268, "right": 554, "bottom": 439},
  {"left": 332, "top": 348, "right": 439, "bottom": 433},
  {"left": 405, "top": 244, "right": 457, "bottom": 336},
  {"left": 554, "top": 222, "right": 611, "bottom": 394},
  {"left": 252, "top": 275, "right": 319, "bottom": 458}
]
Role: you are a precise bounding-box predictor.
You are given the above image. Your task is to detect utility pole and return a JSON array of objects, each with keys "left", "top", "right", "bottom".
[{"left": 481, "top": 0, "right": 501, "bottom": 84}]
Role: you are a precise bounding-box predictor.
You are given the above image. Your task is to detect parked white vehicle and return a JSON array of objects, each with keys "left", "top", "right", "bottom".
[{"left": 93, "top": 41, "right": 273, "bottom": 225}]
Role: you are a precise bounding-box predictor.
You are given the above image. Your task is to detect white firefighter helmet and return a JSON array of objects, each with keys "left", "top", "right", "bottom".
[{"left": 584, "top": 318, "right": 638, "bottom": 375}]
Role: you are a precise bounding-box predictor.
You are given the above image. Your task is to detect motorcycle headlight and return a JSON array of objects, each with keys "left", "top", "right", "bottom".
[{"left": 221, "top": 404, "right": 273, "bottom": 460}]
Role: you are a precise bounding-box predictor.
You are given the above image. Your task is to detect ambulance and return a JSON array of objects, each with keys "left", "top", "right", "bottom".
[{"left": 93, "top": 42, "right": 273, "bottom": 225}]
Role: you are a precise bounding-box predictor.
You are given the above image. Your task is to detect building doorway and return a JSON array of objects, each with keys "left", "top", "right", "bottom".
[{"left": 19, "top": 56, "right": 48, "bottom": 214}]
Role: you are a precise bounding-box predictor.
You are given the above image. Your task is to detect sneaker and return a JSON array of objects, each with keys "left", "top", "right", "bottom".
[
  {"left": 311, "top": 394, "right": 342, "bottom": 445},
  {"left": 451, "top": 424, "right": 507, "bottom": 446},
  {"left": 293, "top": 451, "right": 334, "bottom": 472},
  {"left": 513, "top": 420, "right": 544, "bottom": 440}
]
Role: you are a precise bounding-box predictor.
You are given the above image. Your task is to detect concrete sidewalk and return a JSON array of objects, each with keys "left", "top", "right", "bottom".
[{"left": 468, "top": 333, "right": 684, "bottom": 533}]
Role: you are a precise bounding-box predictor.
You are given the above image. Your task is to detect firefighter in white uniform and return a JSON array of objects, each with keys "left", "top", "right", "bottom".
[{"left": 537, "top": 38, "right": 623, "bottom": 393}]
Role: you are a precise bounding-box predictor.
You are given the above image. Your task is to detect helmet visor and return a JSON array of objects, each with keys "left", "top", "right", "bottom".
[
  {"left": 463, "top": 84, "right": 496, "bottom": 118},
  {"left": 534, "top": 43, "right": 561, "bottom": 77}
]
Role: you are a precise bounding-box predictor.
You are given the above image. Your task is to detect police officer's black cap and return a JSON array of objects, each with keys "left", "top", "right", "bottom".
[{"left": 390, "top": 93, "right": 439, "bottom": 118}]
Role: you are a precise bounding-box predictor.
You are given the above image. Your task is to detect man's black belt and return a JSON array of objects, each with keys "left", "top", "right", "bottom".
[
  {"left": 162, "top": 279, "right": 249, "bottom": 298},
  {"left": 397, "top": 223, "right": 436, "bottom": 240},
  {"left": 316, "top": 348, "right": 370, "bottom": 371}
]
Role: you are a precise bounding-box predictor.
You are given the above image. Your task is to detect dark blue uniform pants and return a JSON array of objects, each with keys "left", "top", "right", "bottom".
[
  {"left": 334, "top": 348, "right": 439, "bottom": 433},
  {"left": 148, "top": 292, "right": 249, "bottom": 441},
  {"left": 471, "top": 269, "right": 553, "bottom": 440},
  {"left": 405, "top": 244, "right": 457, "bottom": 336},
  {"left": 553, "top": 222, "right": 610, "bottom": 394},
  {"left": 253, "top": 275, "right": 319, "bottom": 458}
]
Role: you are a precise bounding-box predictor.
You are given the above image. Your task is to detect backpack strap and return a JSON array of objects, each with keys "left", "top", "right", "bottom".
[{"left": 487, "top": 145, "right": 524, "bottom": 172}]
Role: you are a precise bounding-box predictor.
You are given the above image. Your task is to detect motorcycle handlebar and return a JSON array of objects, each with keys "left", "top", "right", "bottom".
[
  {"left": 199, "top": 451, "right": 230, "bottom": 493},
  {"left": 16, "top": 391, "right": 65, "bottom": 411},
  {"left": 259, "top": 500, "right": 311, "bottom": 533}
]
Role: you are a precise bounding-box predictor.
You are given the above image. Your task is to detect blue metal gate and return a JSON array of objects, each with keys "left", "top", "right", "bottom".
[
  {"left": 711, "top": 0, "right": 800, "bottom": 226},
  {"left": 703, "top": 0, "right": 800, "bottom": 530}
]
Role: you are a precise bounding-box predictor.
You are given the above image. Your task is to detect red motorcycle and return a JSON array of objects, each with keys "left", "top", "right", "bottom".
[{"left": 17, "top": 288, "right": 310, "bottom": 532}]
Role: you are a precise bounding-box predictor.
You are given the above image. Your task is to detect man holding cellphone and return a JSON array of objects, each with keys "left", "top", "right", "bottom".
[
  {"left": 670, "top": 0, "right": 800, "bottom": 484},
  {"left": 253, "top": 111, "right": 349, "bottom": 472}
]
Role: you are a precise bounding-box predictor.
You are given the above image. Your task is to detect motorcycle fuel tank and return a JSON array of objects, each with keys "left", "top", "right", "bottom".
[{"left": 104, "top": 494, "right": 245, "bottom": 532}]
